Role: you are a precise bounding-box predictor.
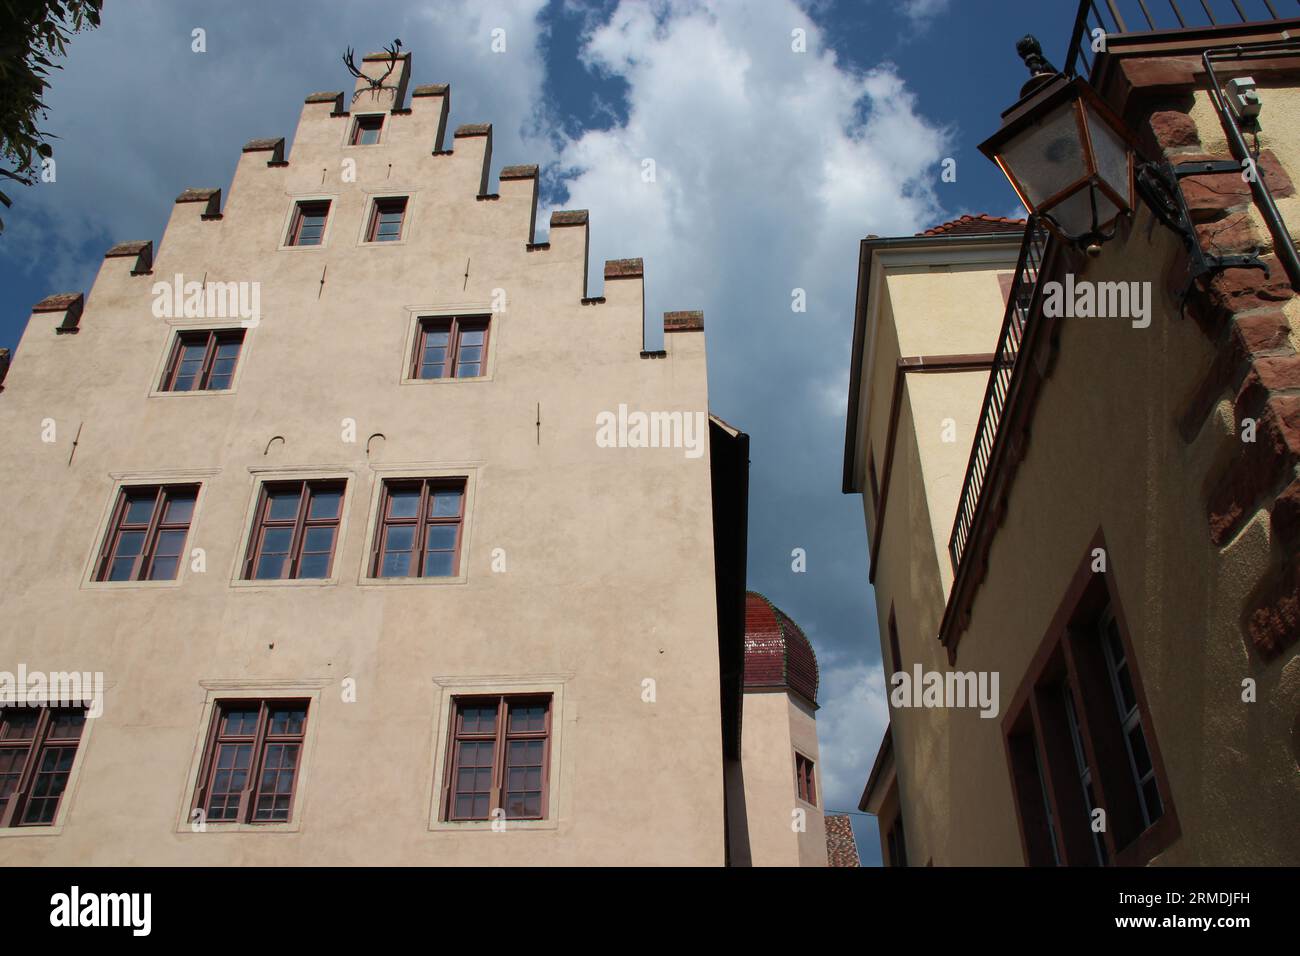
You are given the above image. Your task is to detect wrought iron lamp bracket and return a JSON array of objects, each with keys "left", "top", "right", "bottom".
[{"left": 1136, "top": 158, "right": 1269, "bottom": 284}]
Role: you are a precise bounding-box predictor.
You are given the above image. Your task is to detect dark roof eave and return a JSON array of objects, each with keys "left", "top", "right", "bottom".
[{"left": 858, "top": 723, "right": 893, "bottom": 813}]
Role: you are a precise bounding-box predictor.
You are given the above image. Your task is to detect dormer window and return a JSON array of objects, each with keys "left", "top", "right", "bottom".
[{"left": 350, "top": 114, "right": 383, "bottom": 146}]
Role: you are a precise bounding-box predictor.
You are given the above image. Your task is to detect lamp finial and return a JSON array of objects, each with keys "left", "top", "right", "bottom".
[{"left": 1016, "top": 35, "right": 1059, "bottom": 97}]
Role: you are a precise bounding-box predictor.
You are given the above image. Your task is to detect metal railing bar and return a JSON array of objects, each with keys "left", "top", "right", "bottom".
[{"left": 1106, "top": 0, "right": 1130, "bottom": 32}]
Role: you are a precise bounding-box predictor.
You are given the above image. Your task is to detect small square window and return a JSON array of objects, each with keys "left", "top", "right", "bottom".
[
  {"left": 95, "top": 485, "right": 198, "bottom": 582},
  {"left": 413, "top": 316, "right": 490, "bottom": 380},
  {"left": 287, "top": 200, "right": 330, "bottom": 247},
  {"left": 443, "top": 696, "right": 552, "bottom": 821},
  {"left": 242, "top": 480, "right": 345, "bottom": 580},
  {"left": 795, "top": 752, "right": 817, "bottom": 805},
  {"left": 366, "top": 197, "right": 407, "bottom": 242},
  {"left": 192, "top": 699, "right": 309, "bottom": 824},
  {"left": 160, "top": 329, "right": 244, "bottom": 392},
  {"left": 0, "top": 705, "right": 88, "bottom": 827},
  {"left": 371, "top": 479, "right": 465, "bottom": 578},
  {"left": 350, "top": 114, "right": 383, "bottom": 146}
]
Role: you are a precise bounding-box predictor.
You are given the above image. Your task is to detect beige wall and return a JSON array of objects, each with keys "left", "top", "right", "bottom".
[
  {"left": 859, "top": 250, "right": 1011, "bottom": 866},
  {"left": 739, "top": 689, "right": 826, "bottom": 866},
  {"left": 0, "top": 61, "right": 731, "bottom": 864}
]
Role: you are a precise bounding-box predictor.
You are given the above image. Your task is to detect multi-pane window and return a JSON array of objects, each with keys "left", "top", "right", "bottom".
[
  {"left": 1099, "top": 609, "right": 1163, "bottom": 828},
  {"left": 795, "top": 752, "right": 817, "bottom": 804},
  {"left": 366, "top": 197, "right": 407, "bottom": 242},
  {"left": 0, "top": 706, "right": 87, "bottom": 827},
  {"left": 413, "top": 316, "right": 489, "bottom": 380},
  {"left": 160, "top": 329, "right": 244, "bottom": 392},
  {"left": 443, "top": 696, "right": 551, "bottom": 821},
  {"left": 371, "top": 479, "right": 465, "bottom": 578},
  {"left": 243, "top": 480, "right": 345, "bottom": 580},
  {"left": 1005, "top": 586, "right": 1174, "bottom": 866},
  {"left": 350, "top": 114, "right": 383, "bottom": 145},
  {"left": 1063, "top": 687, "right": 1108, "bottom": 865},
  {"left": 95, "top": 484, "right": 197, "bottom": 582},
  {"left": 193, "top": 700, "right": 308, "bottom": 824},
  {"left": 286, "top": 200, "right": 330, "bottom": 246}
]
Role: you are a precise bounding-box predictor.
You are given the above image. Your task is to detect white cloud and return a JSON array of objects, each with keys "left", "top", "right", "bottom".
[
  {"left": 542, "top": 2, "right": 942, "bottom": 825},
  {"left": 900, "top": 0, "right": 952, "bottom": 26},
  {"left": 815, "top": 653, "right": 890, "bottom": 813}
]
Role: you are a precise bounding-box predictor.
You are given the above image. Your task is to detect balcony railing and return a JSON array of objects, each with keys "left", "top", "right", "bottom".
[
  {"left": 947, "top": 217, "right": 1052, "bottom": 574},
  {"left": 1064, "top": 0, "right": 1291, "bottom": 79}
]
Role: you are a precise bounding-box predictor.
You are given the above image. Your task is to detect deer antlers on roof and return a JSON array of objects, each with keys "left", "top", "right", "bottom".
[{"left": 343, "top": 39, "right": 403, "bottom": 99}]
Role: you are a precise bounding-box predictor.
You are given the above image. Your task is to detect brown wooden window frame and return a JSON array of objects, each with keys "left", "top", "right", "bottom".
[
  {"left": 440, "top": 695, "right": 552, "bottom": 822},
  {"left": 191, "top": 698, "right": 309, "bottom": 826},
  {"left": 0, "top": 705, "right": 88, "bottom": 827},
  {"left": 94, "top": 484, "right": 198, "bottom": 582},
  {"left": 242, "top": 479, "right": 346, "bottom": 581},
  {"left": 349, "top": 113, "right": 383, "bottom": 146},
  {"left": 286, "top": 200, "right": 330, "bottom": 246},
  {"left": 411, "top": 315, "right": 491, "bottom": 380},
  {"left": 1001, "top": 531, "right": 1180, "bottom": 867},
  {"left": 885, "top": 812, "right": 908, "bottom": 867},
  {"left": 159, "top": 328, "right": 245, "bottom": 392},
  {"left": 365, "top": 196, "right": 408, "bottom": 243},
  {"left": 369, "top": 478, "right": 466, "bottom": 579},
  {"left": 795, "top": 751, "right": 817, "bottom": 805}
]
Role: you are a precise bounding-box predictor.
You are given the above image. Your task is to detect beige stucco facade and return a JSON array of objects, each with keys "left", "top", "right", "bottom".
[
  {"left": 849, "top": 30, "right": 1300, "bottom": 866},
  {"left": 0, "top": 52, "right": 796, "bottom": 865},
  {"left": 738, "top": 689, "right": 826, "bottom": 867}
]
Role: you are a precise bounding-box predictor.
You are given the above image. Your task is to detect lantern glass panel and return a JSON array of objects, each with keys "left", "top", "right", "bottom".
[
  {"left": 1085, "top": 106, "right": 1132, "bottom": 208},
  {"left": 1050, "top": 183, "right": 1121, "bottom": 236},
  {"left": 998, "top": 100, "right": 1087, "bottom": 207}
]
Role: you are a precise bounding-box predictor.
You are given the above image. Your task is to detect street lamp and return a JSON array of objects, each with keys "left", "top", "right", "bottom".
[{"left": 979, "top": 37, "right": 1138, "bottom": 256}]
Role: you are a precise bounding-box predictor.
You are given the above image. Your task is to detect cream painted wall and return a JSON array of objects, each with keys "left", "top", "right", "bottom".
[
  {"left": 860, "top": 209, "right": 1300, "bottom": 866},
  {"left": 1186, "top": 83, "right": 1300, "bottom": 244},
  {"left": 858, "top": 248, "right": 1014, "bottom": 866},
  {"left": 938, "top": 208, "right": 1300, "bottom": 865},
  {"left": 0, "top": 62, "right": 730, "bottom": 865},
  {"left": 739, "top": 690, "right": 826, "bottom": 866}
]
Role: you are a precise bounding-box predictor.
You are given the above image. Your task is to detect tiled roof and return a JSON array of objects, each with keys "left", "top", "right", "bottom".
[
  {"left": 917, "top": 213, "right": 1026, "bottom": 237},
  {"left": 825, "top": 814, "right": 862, "bottom": 867},
  {"left": 743, "top": 592, "right": 818, "bottom": 705}
]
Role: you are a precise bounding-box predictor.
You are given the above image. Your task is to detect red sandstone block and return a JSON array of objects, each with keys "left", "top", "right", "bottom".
[
  {"left": 1149, "top": 109, "right": 1200, "bottom": 150},
  {"left": 1234, "top": 310, "right": 1292, "bottom": 355}
]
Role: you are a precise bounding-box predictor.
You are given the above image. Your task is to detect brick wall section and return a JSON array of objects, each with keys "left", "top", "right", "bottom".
[
  {"left": 825, "top": 814, "right": 861, "bottom": 867},
  {"left": 1145, "top": 81, "right": 1300, "bottom": 661},
  {"left": 663, "top": 310, "right": 703, "bottom": 332},
  {"left": 604, "top": 258, "right": 643, "bottom": 279}
]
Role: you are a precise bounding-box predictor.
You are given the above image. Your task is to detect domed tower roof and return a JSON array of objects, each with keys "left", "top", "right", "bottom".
[{"left": 743, "top": 591, "right": 819, "bottom": 706}]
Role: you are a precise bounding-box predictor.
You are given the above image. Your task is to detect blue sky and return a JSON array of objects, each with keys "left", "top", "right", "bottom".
[{"left": 0, "top": 0, "right": 1089, "bottom": 865}]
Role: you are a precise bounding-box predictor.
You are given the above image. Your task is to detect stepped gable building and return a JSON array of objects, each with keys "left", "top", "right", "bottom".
[{"left": 0, "top": 49, "right": 826, "bottom": 865}]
